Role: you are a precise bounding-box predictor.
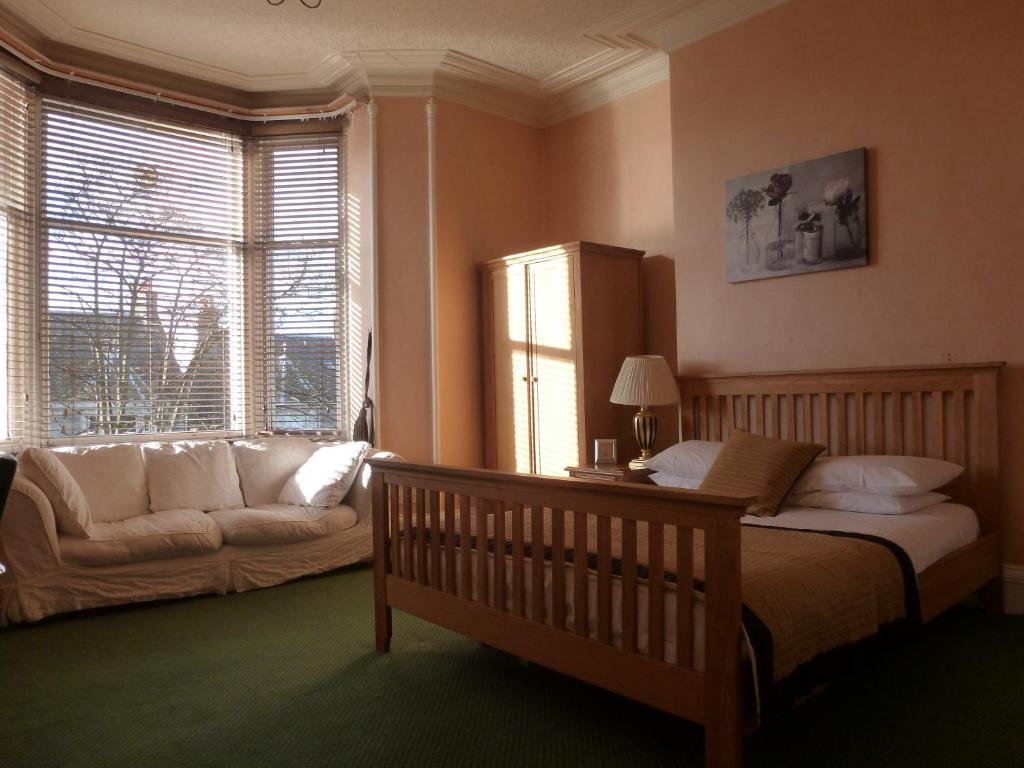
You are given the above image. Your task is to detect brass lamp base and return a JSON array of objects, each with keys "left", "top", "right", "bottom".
[{"left": 629, "top": 405, "right": 658, "bottom": 469}]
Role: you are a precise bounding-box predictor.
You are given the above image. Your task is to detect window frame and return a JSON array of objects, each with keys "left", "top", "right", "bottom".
[
  {"left": 2, "top": 93, "right": 353, "bottom": 447},
  {"left": 247, "top": 129, "right": 350, "bottom": 438}
]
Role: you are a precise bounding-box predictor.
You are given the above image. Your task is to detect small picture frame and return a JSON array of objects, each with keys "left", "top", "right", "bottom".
[{"left": 594, "top": 438, "right": 618, "bottom": 466}]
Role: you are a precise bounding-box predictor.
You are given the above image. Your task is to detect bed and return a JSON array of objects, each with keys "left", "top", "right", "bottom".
[{"left": 369, "top": 363, "right": 1003, "bottom": 767}]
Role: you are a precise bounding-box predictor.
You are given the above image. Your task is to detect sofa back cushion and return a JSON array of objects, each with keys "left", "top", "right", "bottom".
[
  {"left": 232, "top": 437, "right": 317, "bottom": 507},
  {"left": 53, "top": 443, "right": 148, "bottom": 523},
  {"left": 17, "top": 447, "right": 92, "bottom": 538},
  {"left": 143, "top": 440, "right": 244, "bottom": 512}
]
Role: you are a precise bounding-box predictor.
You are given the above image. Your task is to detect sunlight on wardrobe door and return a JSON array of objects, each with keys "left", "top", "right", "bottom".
[
  {"left": 492, "top": 263, "right": 532, "bottom": 473},
  {"left": 529, "top": 254, "right": 579, "bottom": 475}
]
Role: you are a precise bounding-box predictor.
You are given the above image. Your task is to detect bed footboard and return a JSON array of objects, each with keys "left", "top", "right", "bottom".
[{"left": 369, "top": 459, "right": 754, "bottom": 768}]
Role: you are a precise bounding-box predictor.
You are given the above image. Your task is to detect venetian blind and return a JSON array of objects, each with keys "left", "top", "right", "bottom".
[
  {"left": 0, "top": 70, "right": 36, "bottom": 448},
  {"left": 40, "top": 99, "right": 246, "bottom": 441},
  {"left": 250, "top": 132, "right": 348, "bottom": 435}
]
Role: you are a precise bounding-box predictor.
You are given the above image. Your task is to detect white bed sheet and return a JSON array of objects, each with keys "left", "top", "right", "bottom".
[{"left": 744, "top": 502, "right": 979, "bottom": 574}]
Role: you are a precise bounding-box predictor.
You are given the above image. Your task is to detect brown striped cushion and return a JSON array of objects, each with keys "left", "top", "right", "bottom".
[{"left": 698, "top": 430, "right": 825, "bottom": 517}]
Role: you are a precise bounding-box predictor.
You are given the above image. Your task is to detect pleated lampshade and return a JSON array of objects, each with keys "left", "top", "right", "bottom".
[{"left": 609, "top": 355, "right": 680, "bottom": 406}]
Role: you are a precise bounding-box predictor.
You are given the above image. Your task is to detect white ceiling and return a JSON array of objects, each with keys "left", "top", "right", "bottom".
[
  {"left": 0, "top": 0, "right": 790, "bottom": 124},
  {"left": 0, "top": 0, "right": 678, "bottom": 89}
]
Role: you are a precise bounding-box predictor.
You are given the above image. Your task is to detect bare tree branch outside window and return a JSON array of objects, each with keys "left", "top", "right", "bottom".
[
  {"left": 41, "top": 103, "right": 347, "bottom": 441},
  {"left": 43, "top": 104, "right": 239, "bottom": 438},
  {"left": 259, "top": 138, "right": 343, "bottom": 434}
]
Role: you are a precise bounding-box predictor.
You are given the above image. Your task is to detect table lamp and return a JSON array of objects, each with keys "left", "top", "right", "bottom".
[{"left": 610, "top": 355, "right": 680, "bottom": 469}]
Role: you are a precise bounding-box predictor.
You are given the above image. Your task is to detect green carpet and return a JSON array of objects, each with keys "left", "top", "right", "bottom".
[{"left": 2, "top": 567, "right": 1022, "bottom": 767}]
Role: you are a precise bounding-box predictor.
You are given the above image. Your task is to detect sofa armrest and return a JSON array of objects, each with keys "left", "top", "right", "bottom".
[
  {"left": 0, "top": 475, "right": 62, "bottom": 579},
  {"left": 343, "top": 449, "right": 401, "bottom": 524}
]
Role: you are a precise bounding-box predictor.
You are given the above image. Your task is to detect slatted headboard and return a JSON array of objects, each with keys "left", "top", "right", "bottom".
[{"left": 678, "top": 363, "right": 1004, "bottom": 534}]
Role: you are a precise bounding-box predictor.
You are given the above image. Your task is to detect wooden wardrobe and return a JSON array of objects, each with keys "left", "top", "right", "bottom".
[{"left": 480, "top": 241, "right": 644, "bottom": 475}]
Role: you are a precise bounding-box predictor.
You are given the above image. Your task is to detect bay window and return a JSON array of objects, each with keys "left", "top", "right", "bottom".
[{"left": 0, "top": 72, "right": 352, "bottom": 446}]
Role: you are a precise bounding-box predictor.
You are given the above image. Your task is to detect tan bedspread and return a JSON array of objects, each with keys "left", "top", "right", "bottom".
[{"left": 420, "top": 507, "right": 914, "bottom": 686}]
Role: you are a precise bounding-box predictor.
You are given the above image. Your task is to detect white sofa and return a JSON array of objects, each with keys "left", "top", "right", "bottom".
[{"left": 0, "top": 437, "right": 393, "bottom": 624}]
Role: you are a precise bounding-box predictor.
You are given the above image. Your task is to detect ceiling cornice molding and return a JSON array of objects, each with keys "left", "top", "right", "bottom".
[
  {"left": 0, "top": 24, "right": 359, "bottom": 120},
  {"left": 0, "top": 0, "right": 337, "bottom": 91},
  {"left": 542, "top": 52, "right": 669, "bottom": 127},
  {"left": 635, "top": 0, "right": 793, "bottom": 53},
  {"left": 0, "top": 0, "right": 792, "bottom": 127},
  {"left": 348, "top": 50, "right": 542, "bottom": 126}
]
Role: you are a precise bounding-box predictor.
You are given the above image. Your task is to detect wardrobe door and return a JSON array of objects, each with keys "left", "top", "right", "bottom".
[
  {"left": 488, "top": 263, "right": 533, "bottom": 473},
  {"left": 527, "top": 255, "right": 580, "bottom": 475}
]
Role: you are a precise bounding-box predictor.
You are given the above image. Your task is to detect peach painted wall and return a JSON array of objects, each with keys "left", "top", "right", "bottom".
[
  {"left": 541, "top": 80, "right": 679, "bottom": 449},
  {"left": 435, "top": 99, "right": 544, "bottom": 467},
  {"left": 669, "top": 0, "right": 1024, "bottom": 561},
  {"left": 374, "top": 97, "right": 433, "bottom": 463}
]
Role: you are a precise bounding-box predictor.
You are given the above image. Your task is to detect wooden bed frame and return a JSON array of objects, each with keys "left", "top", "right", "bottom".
[{"left": 370, "top": 363, "right": 1003, "bottom": 767}]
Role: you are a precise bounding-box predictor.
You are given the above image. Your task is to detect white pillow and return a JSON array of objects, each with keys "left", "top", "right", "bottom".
[
  {"left": 143, "top": 440, "right": 245, "bottom": 512},
  {"left": 793, "top": 455, "right": 963, "bottom": 496},
  {"left": 232, "top": 437, "right": 318, "bottom": 507},
  {"left": 53, "top": 443, "right": 149, "bottom": 522},
  {"left": 787, "top": 489, "right": 950, "bottom": 515},
  {"left": 650, "top": 472, "right": 702, "bottom": 490},
  {"left": 647, "top": 440, "right": 723, "bottom": 479},
  {"left": 278, "top": 441, "right": 369, "bottom": 508},
  {"left": 17, "top": 447, "right": 92, "bottom": 538}
]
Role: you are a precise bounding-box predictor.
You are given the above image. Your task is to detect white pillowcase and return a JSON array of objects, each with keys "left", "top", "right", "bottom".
[
  {"left": 793, "top": 455, "right": 963, "bottom": 496},
  {"left": 278, "top": 441, "right": 369, "bottom": 508},
  {"left": 650, "top": 472, "right": 702, "bottom": 490},
  {"left": 143, "top": 440, "right": 245, "bottom": 512},
  {"left": 53, "top": 443, "right": 149, "bottom": 522},
  {"left": 232, "top": 437, "right": 318, "bottom": 507},
  {"left": 647, "top": 440, "right": 723, "bottom": 479},
  {"left": 787, "top": 489, "right": 950, "bottom": 515},
  {"left": 17, "top": 447, "right": 92, "bottom": 538}
]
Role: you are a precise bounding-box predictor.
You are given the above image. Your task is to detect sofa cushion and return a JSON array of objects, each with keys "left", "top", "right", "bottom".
[
  {"left": 278, "top": 441, "right": 369, "bottom": 508},
  {"left": 53, "top": 443, "right": 149, "bottom": 523},
  {"left": 143, "top": 440, "right": 244, "bottom": 512},
  {"left": 17, "top": 447, "right": 92, "bottom": 538},
  {"left": 59, "top": 509, "right": 223, "bottom": 566},
  {"left": 232, "top": 437, "right": 318, "bottom": 507},
  {"left": 209, "top": 503, "right": 358, "bottom": 546}
]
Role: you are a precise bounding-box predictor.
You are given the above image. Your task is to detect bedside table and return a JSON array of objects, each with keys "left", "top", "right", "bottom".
[{"left": 565, "top": 464, "right": 654, "bottom": 484}]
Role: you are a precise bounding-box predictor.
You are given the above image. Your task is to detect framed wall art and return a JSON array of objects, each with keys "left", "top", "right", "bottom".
[{"left": 725, "top": 147, "right": 867, "bottom": 283}]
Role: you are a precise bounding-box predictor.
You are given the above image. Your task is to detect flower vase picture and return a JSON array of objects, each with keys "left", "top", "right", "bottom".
[
  {"left": 726, "top": 187, "right": 765, "bottom": 273},
  {"left": 724, "top": 147, "right": 867, "bottom": 282},
  {"left": 763, "top": 173, "right": 793, "bottom": 271}
]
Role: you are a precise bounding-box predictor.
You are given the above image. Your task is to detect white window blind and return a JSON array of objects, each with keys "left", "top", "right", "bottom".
[
  {"left": 0, "top": 70, "right": 36, "bottom": 448},
  {"left": 41, "top": 99, "right": 246, "bottom": 441},
  {"left": 251, "top": 133, "right": 347, "bottom": 435}
]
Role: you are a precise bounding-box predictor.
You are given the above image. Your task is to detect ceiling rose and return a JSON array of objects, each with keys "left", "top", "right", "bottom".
[{"left": 267, "top": 0, "right": 322, "bottom": 7}]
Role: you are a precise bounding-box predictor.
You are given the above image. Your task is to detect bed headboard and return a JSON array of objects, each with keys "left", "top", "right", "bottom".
[{"left": 678, "top": 362, "right": 1004, "bottom": 534}]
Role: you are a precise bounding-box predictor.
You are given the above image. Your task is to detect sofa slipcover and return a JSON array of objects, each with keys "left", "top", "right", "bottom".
[{"left": 0, "top": 441, "right": 394, "bottom": 624}]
